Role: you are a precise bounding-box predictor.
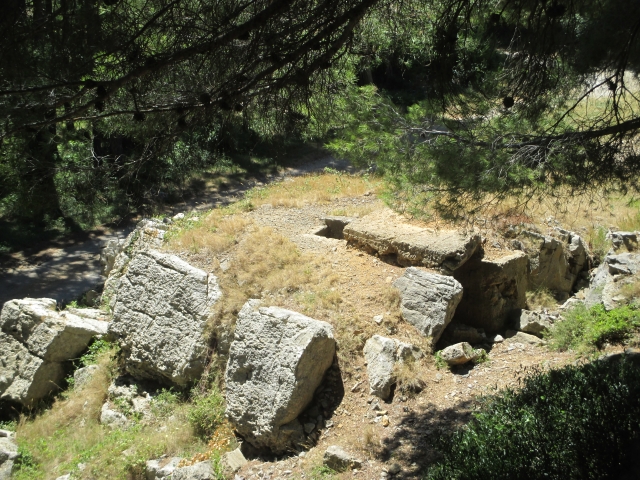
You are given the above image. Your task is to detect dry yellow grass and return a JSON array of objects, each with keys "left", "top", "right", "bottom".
[
  {"left": 241, "top": 173, "right": 381, "bottom": 209},
  {"left": 526, "top": 288, "right": 559, "bottom": 310},
  {"left": 393, "top": 358, "right": 428, "bottom": 396},
  {"left": 210, "top": 226, "right": 342, "bottom": 330},
  {"left": 166, "top": 210, "right": 250, "bottom": 255}
]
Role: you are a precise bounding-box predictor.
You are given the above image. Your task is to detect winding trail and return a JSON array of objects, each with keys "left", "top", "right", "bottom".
[{"left": 0, "top": 156, "right": 354, "bottom": 308}]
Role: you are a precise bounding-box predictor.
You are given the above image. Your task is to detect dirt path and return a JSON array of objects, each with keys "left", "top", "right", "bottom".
[{"left": 0, "top": 156, "right": 355, "bottom": 308}]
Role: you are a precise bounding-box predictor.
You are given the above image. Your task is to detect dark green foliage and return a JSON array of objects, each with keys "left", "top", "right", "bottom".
[
  {"left": 426, "top": 359, "right": 640, "bottom": 480},
  {"left": 330, "top": 0, "right": 640, "bottom": 216}
]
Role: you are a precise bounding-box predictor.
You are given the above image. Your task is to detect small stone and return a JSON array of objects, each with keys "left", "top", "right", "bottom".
[
  {"left": 492, "top": 334, "right": 504, "bottom": 343},
  {"left": 173, "top": 213, "right": 185, "bottom": 220},
  {"left": 381, "top": 415, "right": 390, "bottom": 427},
  {"left": 223, "top": 448, "right": 248, "bottom": 473},
  {"left": 388, "top": 463, "right": 401, "bottom": 475},
  {"left": 304, "top": 423, "right": 316, "bottom": 434},
  {"left": 323, "top": 445, "right": 363, "bottom": 472},
  {"left": 373, "top": 315, "right": 384, "bottom": 325}
]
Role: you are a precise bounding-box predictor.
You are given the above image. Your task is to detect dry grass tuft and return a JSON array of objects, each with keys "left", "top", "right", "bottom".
[
  {"left": 241, "top": 173, "right": 380, "bottom": 209},
  {"left": 526, "top": 288, "right": 559, "bottom": 310},
  {"left": 621, "top": 278, "right": 640, "bottom": 304},
  {"left": 358, "top": 425, "right": 382, "bottom": 458},
  {"left": 166, "top": 210, "right": 249, "bottom": 255},
  {"left": 394, "top": 359, "right": 428, "bottom": 396}
]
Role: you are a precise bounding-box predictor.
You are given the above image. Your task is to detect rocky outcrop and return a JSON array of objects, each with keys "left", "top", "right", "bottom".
[
  {"left": 316, "top": 216, "right": 357, "bottom": 239},
  {"left": 0, "top": 432, "right": 18, "bottom": 480},
  {"left": 364, "top": 335, "right": 421, "bottom": 400},
  {"left": 107, "top": 250, "right": 221, "bottom": 387},
  {"left": 453, "top": 252, "right": 528, "bottom": 332},
  {"left": 343, "top": 210, "right": 481, "bottom": 272},
  {"left": 441, "top": 323, "right": 488, "bottom": 345},
  {"left": 512, "top": 310, "right": 554, "bottom": 337},
  {"left": 608, "top": 231, "right": 639, "bottom": 252},
  {"left": 439, "top": 342, "right": 483, "bottom": 366},
  {"left": 0, "top": 298, "right": 108, "bottom": 406},
  {"left": 585, "top": 252, "right": 640, "bottom": 310},
  {"left": 323, "top": 445, "right": 363, "bottom": 472},
  {"left": 515, "top": 229, "right": 589, "bottom": 296},
  {"left": 102, "top": 218, "right": 171, "bottom": 294},
  {"left": 393, "top": 268, "right": 463, "bottom": 344},
  {"left": 225, "top": 301, "right": 335, "bottom": 453}
]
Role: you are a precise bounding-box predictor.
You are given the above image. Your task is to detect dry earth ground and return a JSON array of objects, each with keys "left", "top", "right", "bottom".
[{"left": 162, "top": 173, "right": 633, "bottom": 480}]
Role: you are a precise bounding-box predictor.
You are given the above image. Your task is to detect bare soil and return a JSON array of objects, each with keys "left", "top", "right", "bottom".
[{"left": 164, "top": 193, "right": 623, "bottom": 480}]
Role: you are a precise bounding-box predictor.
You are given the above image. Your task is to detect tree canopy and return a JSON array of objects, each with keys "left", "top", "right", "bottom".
[
  {"left": 329, "top": 0, "right": 640, "bottom": 216},
  {"left": 2, "top": 0, "right": 640, "bottom": 230}
]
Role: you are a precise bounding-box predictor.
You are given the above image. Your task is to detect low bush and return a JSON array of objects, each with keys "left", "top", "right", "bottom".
[
  {"left": 426, "top": 358, "right": 640, "bottom": 480},
  {"left": 546, "top": 304, "right": 640, "bottom": 353},
  {"left": 188, "top": 384, "right": 226, "bottom": 439}
]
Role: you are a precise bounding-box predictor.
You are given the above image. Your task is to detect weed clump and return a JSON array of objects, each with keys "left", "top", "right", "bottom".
[
  {"left": 426, "top": 358, "right": 640, "bottom": 479},
  {"left": 546, "top": 304, "right": 640, "bottom": 353}
]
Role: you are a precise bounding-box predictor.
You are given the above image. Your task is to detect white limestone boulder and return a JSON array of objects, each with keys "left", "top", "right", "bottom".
[
  {"left": 107, "top": 250, "right": 221, "bottom": 387},
  {"left": 0, "top": 298, "right": 108, "bottom": 406},
  {"left": 364, "top": 335, "right": 421, "bottom": 400},
  {"left": 393, "top": 267, "right": 463, "bottom": 345},
  {"left": 225, "top": 301, "right": 335, "bottom": 453}
]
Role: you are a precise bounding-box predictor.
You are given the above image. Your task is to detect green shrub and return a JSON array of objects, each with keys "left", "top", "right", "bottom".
[
  {"left": 426, "top": 358, "right": 640, "bottom": 480},
  {"left": 78, "top": 339, "right": 116, "bottom": 367},
  {"left": 188, "top": 385, "right": 226, "bottom": 439},
  {"left": 546, "top": 304, "right": 640, "bottom": 353}
]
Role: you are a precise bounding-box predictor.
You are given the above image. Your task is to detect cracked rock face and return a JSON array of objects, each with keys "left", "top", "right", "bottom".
[
  {"left": 364, "top": 335, "right": 421, "bottom": 400},
  {"left": 453, "top": 252, "right": 528, "bottom": 332},
  {"left": 343, "top": 209, "right": 481, "bottom": 273},
  {"left": 393, "top": 267, "right": 463, "bottom": 345},
  {"left": 0, "top": 298, "right": 108, "bottom": 406},
  {"left": 225, "top": 300, "right": 335, "bottom": 454},
  {"left": 107, "top": 250, "right": 221, "bottom": 387}
]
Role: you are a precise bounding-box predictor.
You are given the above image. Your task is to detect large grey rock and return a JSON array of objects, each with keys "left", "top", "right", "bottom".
[
  {"left": 107, "top": 250, "right": 221, "bottom": 386},
  {"left": 519, "top": 229, "right": 589, "bottom": 295},
  {"left": 100, "top": 402, "right": 129, "bottom": 429},
  {"left": 101, "top": 218, "right": 171, "bottom": 299},
  {"left": 323, "top": 445, "right": 363, "bottom": 472},
  {"left": 586, "top": 252, "right": 640, "bottom": 310},
  {"left": 393, "top": 268, "right": 463, "bottom": 344},
  {"left": 505, "top": 330, "right": 545, "bottom": 345},
  {"left": 0, "top": 298, "right": 108, "bottom": 406},
  {"left": 225, "top": 301, "right": 335, "bottom": 453},
  {"left": 513, "top": 310, "right": 553, "bottom": 337},
  {"left": 343, "top": 210, "right": 481, "bottom": 272},
  {"left": 453, "top": 252, "right": 528, "bottom": 332},
  {"left": 363, "top": 335, "right": 420, "bottom": 400},
  {"left": 0, "top": 435, "right": 18, "bottom": 480},
  {"left": 439, "top": 342, "right": 483, "bottom": 366}
]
